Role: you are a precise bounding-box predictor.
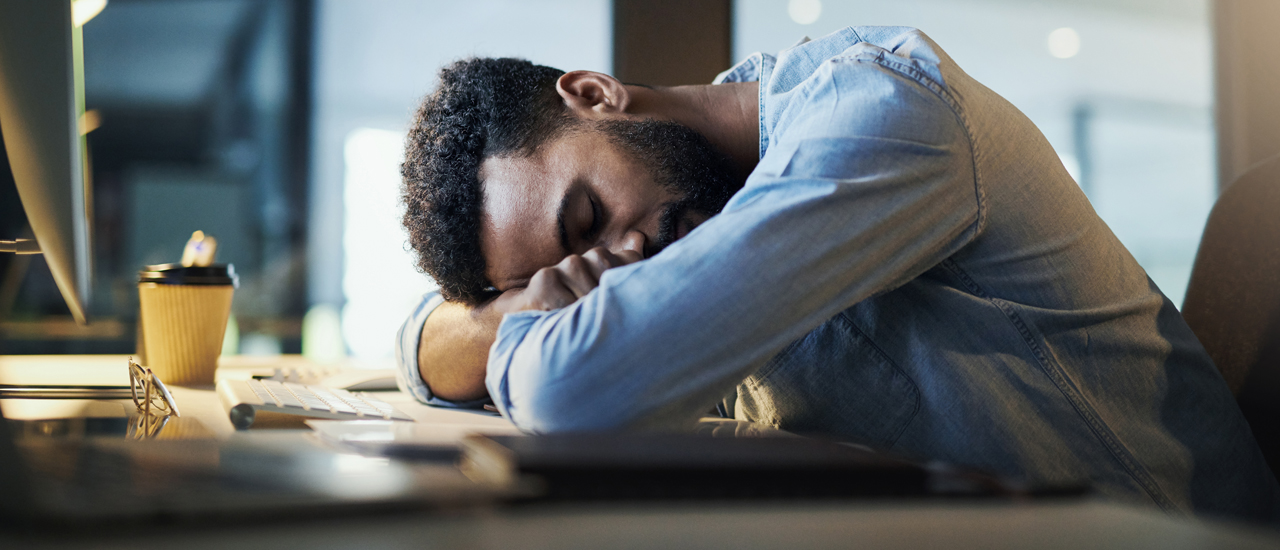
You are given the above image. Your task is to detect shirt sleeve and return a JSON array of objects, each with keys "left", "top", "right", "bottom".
[
  {"left": 394, "top": 290, "right": 492, "bottom": 409},
  {"left": 487, "top": 46, "right": 981, "bottom": 433}
]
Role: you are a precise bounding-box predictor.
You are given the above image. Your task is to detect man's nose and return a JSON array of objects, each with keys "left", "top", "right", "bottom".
[{"left": 611, "top": 230, "right": 647, "bottom": 259}]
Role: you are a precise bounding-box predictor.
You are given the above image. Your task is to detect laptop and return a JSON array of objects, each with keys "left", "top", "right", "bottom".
[{"left": 0, "top": 405, "right": 511, "bottom": 529}]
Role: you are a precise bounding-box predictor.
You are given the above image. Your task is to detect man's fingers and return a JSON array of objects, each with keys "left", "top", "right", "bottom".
[
  {"left": 580, "top": 246, "right": 643, "bottom": 280},
  {"left": 612, "top": 248, "right": 643, "bottom": 265},
  {"left": 554, "top": 255, "right": 599, "bottom": 298},
  {"left": 525, "top": 268, "right": 579, "bottom": 310},
  {"left": 579, "top": 248, "right": 614, "bottom": 281},
  {"left": 504, "top": 247, "right": 647, "bottom": 313}
]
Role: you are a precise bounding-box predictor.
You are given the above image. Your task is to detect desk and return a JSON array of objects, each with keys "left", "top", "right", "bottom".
[{"left": 2, "top": 355, "right": 1279, "bottom": 549}]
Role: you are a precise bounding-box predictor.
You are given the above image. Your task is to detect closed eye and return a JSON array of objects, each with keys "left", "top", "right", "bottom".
[{"left": 587, "top": 196, "right": 603, "bottom": 240}]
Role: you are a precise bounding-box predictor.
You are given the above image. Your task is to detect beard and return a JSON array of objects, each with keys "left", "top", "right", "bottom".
[{"left": 595, "top": 119, "right": 743, "bottom": 257}]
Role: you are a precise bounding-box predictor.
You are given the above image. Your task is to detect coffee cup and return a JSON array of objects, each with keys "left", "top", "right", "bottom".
[{"left": 137, "top": 263, "right": 238, "bottom": 386}]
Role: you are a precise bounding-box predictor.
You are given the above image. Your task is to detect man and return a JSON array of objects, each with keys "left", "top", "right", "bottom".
[{"left": 395, "top": 26, "right": 1279, "bottom": 520}]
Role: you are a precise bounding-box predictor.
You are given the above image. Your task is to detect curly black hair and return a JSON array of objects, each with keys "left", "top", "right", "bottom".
[{"left": 401, "top": 58, "right": 572, "bottom": 305}]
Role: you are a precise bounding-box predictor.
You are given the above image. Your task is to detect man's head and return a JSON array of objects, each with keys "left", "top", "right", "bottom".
[{"left": 402, "top": 58, "right": 740, "bottom": 305}]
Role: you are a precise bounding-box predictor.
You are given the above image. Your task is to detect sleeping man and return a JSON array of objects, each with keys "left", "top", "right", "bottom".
[{"left": 392, "top": 26, "right": 1279, "bottom": 520}]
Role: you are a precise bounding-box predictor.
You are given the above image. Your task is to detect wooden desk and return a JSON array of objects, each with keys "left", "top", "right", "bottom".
[{"left": 0, "top": 354, "right": 516, "bottom": 439}]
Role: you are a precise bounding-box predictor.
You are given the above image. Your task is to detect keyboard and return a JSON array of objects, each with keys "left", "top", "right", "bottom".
[
  {"left": 250, "top": 364, "right": 344, "bottom": 384},
  {"left": 216, "top": 379, "right": 413, "bottom": 430},
  {"left": 220, "top": 363, "right": 399, "bottom": 391}
]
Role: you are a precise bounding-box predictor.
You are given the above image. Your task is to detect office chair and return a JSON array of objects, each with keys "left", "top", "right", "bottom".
[{"left": 1182, "top": 153, "right": 1280, "bottom": 476}]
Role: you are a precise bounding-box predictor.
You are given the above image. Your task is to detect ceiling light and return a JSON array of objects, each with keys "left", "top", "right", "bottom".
[
  {"left": 1047, "top": 27, "right": 1081, "bottom": 59},
  {"left": 788, "top": 0, "right": 822, "bottom": 25},
  {"left": 72, "top": 0, "right": 107, "bottom": 27}
]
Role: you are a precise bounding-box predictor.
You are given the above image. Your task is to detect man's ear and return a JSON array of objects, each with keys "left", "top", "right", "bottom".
[{"left": 556, "top": 71, "right": 630, "bottom": 118}]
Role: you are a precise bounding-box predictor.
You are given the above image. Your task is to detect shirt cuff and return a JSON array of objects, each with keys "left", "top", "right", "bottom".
[{"left": 394, "top": 290, "right": 492, "bottom": 409}]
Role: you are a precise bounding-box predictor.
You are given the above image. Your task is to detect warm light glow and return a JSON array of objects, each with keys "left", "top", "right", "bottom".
[
  {"left": 71, "top": 0, "right": 107, "bottom": 27},
  {"left": 78, "top": 109, "right": 101, "bottom": 135},
  {"left": 1047, "top": 27, "right": 1081, "bottom": 59},
  {"left": 788, "top": 0, "right": 822, "bottom": 25},
  {"left": 302, "top": 304, "right": 345, "bottom": 363}
]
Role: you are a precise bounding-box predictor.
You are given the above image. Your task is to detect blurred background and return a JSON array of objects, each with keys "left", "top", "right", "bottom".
[{"left": 1, "top": 0, "right": 1277, "bottom": 362}]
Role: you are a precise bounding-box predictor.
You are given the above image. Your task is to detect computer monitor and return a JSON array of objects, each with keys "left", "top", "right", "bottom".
[{"left": 0, "top": 0, "right": 104, "bottom": 324}]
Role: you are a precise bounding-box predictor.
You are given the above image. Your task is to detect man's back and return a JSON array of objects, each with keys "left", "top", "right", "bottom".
[{"left": 719, "top": 26, "right": 1277, "bottom": 520}]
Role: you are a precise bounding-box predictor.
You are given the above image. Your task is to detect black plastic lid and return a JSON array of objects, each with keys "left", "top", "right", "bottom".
[{"left": 138, "top": 263, "right": 238, "bottom": 287}]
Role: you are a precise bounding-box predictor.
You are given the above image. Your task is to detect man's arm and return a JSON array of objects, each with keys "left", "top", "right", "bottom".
[{"left": 417, "top": 300, "right": 499, "bottom": 402}]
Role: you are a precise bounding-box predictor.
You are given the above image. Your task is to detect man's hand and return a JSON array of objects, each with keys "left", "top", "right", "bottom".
[
  {"left": 497, "top": 246, "right": 643, "bottom": 312},
  {"left": 418, "top": 246, "right": 642, "bottom": 401}
]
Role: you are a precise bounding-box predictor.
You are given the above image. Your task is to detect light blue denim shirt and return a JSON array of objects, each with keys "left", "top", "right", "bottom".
[{"left": 397, "top": 27, "right": 1279, "bottom": 520}]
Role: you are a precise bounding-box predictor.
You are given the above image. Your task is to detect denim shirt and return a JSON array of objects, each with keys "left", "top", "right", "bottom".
[{"left": 397, "top": 26, "right": 1279, "bottom": 520}]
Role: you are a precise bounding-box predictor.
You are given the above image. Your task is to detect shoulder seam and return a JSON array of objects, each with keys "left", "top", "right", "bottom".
[{"left": 848, "top": 51, "right": 987, "bottom": 244}]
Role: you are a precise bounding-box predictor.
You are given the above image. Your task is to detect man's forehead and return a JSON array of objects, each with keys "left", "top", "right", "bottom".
[
  {"left": 479, "top": 156, "right": 547, "bottom": 232},
  {"left": 478, "top": 154, "right": 565, "bottom": 289}
]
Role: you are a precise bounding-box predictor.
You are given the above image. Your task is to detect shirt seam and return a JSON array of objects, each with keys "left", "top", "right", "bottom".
[
  {"left": 768, "top": 54, "right": 983, "bottom": 304},
  {"left": 939, "top": 259, "right": 1177, "bottom": 511},
  {"left": 992, "top": 296, "right": 1178, "bottom": 512},
  {"left": 837, "top": 310, "right": 922, "bottom": 449},
  {"left": 757, "top": 55, "right": 773, "bottom": 159},
  {"left": 855, "top": 51, "right": 988, "bottom": 241}
]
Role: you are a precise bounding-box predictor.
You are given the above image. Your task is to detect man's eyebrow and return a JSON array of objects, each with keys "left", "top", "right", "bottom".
[{"left": 556, "top": 188, "right": 572, "bottom": 258}]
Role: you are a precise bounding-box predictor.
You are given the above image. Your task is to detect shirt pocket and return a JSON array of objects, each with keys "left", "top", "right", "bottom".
[{"left": 735, "top": 311, "right": 920, "bottom": 449}]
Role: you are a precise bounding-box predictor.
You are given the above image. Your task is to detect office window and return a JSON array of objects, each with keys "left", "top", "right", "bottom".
[
  {"left": 313, "top": 0, "right": 611, "bottom": 358},
  {"left": 734, "top": 0, "right": 1214, "bottom": 306}
]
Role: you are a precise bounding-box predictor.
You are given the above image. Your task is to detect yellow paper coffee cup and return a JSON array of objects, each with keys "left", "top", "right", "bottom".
[{"left": 137, "top": 263, "right": 238, "bottom": 386}]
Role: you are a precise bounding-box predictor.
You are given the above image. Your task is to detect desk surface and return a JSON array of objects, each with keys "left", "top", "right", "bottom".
[
  {"left": 2, "top": 354, "right": 1279, "bottom": 549},
  {"left": 0, "top": 354, "right": 515, "bottom": 437}
]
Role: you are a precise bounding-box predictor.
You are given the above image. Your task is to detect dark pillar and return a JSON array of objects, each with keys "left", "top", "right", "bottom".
[
  {"left": 613, "top": 0, "right": 732, "bottom": 86},
  {"left": 1214, "top": 0, "right": 1280, "bottom": 189}
]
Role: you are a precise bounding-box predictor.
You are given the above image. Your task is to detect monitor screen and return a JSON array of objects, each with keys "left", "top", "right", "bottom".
[{"left": 0, "top": 0, "right": 98, "bottom": 324}]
